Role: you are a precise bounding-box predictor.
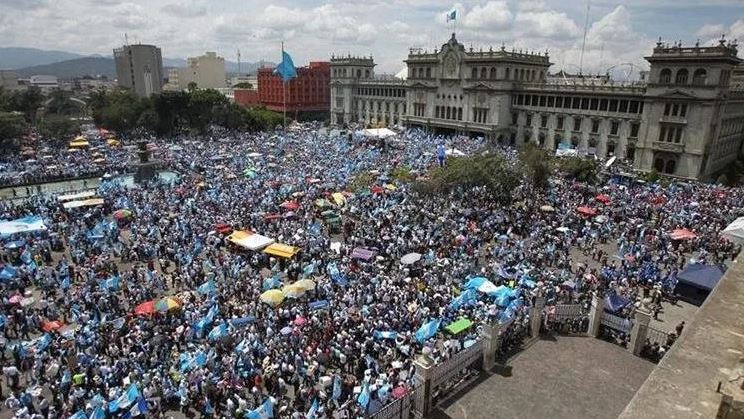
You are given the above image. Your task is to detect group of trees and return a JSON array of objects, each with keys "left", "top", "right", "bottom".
[{"left": 90, "top": 88, "right": 283, "bottom": 135}]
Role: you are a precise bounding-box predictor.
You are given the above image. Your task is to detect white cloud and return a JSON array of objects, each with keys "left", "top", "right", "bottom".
[
  {"left": 464, "top": 2, "right": 512, "bottom": 30},
  {"left": 160, "top": 1, "right": 207, "bottom": 18},
  {"left": 696, "top": 23, "right": 726, "bottom": 39},
  {"left": 514, "top": 8, "right": 581, "bottom": 40}
]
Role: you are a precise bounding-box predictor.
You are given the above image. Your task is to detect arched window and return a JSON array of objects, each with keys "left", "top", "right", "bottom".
[
  {"left": 675, "top": 69, "right": 688, "bottom": 84},
  {"left": 365, "top": 69, "right": 370, "bottom": 78},
  {"left": 654, "top": 158, "right": 665, "bottom": 172},
  {"left": 505, "top": 68, "right": 511, "bottom": 79},
  {"left": 490, "top": 67, "right": 497, "bottom": 79},
  {"left": 471, "top": 67, "right": 478, "bottom": 79},
  {"left": 531, "top": 70, "right": 536, "bottom": 81},
  {"left": 538, "top": 71, "right": 544, "bottom": 81},
  {"left": 693, "top": 69, "right": 707, "bottom": 85},
  {"left": 659, "top": 68, "right": 672, "bottom": 84},
  {"left": 480, "top": 68, "right": 487, "bottom": 79},
  {"left": 426, "top": 68, "right": 431, "bottom": 78},
  {"left": 357, "top": 69, "right": 361, "bottom": 78},
  {"left": 418, "top": 68, "right": 424, "bottom": 78}
]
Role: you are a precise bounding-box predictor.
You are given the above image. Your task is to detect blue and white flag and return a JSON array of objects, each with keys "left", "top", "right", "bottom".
[
  {"left": 446, "top": 9, "right": 457, "bottom": 22},
  {"left": 89, "top": 407, "right": 106, "bottom": 419},
  {"left": 275, "top": 50, "right": 297, "bottom": 82},
  {"left": 373, "top": 330, "right": 398, "bottom": 340},
  {"left": 246, "top": 398, "right": 274, "bottom": 419},
  {"left": 129, "top": 397, "right": 149, "bottom": 417},
  {"left": 37, "top": 333, "right": 53, "bottom": 352},
  {"left": 108, "top": 384, "right": 140, "bottom": 412},
  {"left": 332, "top": 375, "right": 342, "bottom": 400},
  {"left": 357, "top": 382, "right": 370, "bottom": 408},
  {"left": 415, "top": 318, "right": 441, "bottom": 343},
  {"left": 448, "top": 288, "right": 477, "bottom": 310},
  {"left": 197, "top": 280, "right": 216, "bottom": 296},
  {"left": 307, "top": 398, "right": 319, "bottom": 419},
  {"left": 68, "top": 410, "right": 87, "bottom": 419},
  {"left": 208, "top": 323, "right": 228, "bottom": 341}
]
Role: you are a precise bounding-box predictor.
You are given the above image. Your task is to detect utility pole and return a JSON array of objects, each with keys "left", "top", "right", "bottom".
[
  {"left": 579, "top": 0, "right": 591, "bottom": 75},
  {"left": 237, "top": 48, "right": 241, "bottom": 76}
]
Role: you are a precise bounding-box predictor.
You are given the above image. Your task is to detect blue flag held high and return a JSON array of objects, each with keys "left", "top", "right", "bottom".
[
  {"left": 246, "top": 398, "right": 274, "bottom": 419},
  {"left": 446, "top": 9, "right": 457, "bottom": 22},
  {"left": 415, "top": 318, "right": 441, "bottom": 343},
  {"left": 275, "top": 50, "right": 297, "bottom": 82}
]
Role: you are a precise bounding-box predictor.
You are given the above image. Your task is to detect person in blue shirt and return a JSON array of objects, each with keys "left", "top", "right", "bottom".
[{"left": 436, "top": 143, "right": 446, "bottom": 167}]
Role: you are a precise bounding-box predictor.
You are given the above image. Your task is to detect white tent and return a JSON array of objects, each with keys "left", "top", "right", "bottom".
[
  {"left": 62, "top": 198, "right": 105, "bottom": 209},
  {"left": 57, "top": 191, "right": 96, "bottom": 202},
  {"left": 445, "top": 148, "right": 465, "bottom": 156},
  {"left": 721, "top": 216, "right": 744, "bottom": 244},
  {"left": 362, "top": 128, "right": 396, "bottom": 139}
]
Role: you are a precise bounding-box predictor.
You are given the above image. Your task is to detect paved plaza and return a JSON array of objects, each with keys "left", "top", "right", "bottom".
[{"left": 436, "top": 336, "right": 655, "bottom": 419}]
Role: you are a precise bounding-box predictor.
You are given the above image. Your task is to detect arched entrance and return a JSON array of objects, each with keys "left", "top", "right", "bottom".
[
  {"left": 538, "top": 132, "right": 546, "bottom": 148},
  {"left": 653, "top": 153, "right": 678, "bottom": 175}
]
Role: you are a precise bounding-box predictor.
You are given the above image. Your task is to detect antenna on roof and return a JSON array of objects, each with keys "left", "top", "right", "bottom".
[
  {"left": 579, "top": 0, "right": 590, "bottom": 75},
  {"left": 237, "top": 48, "right": 241, "bottom": 76},
  {"left": 124, "top": 33, "right": 129, "bottom": 46}
]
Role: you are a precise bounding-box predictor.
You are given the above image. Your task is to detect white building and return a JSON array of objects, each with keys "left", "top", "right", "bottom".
[
  {"left": 177, "top": 51, "right": 227, "bottom": 90},
  {"left": 331, "top": 34, "right": 744, "bottom": 180}
]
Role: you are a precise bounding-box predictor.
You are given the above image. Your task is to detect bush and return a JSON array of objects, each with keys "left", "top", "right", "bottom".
[
  {"left": 645, "top": 169, "right": 660, "bottom": 183},
  {"left": 390, "top": 166, "right": 414, "bottom": 182},
  {"left": 348, "top": 172, "right": 375, "bottom": 192},
  {"left": 519, "top": 143, "right": 552, "bottom": 188}
]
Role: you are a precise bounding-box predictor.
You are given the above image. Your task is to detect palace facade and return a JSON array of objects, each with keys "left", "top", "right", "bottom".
[{"left": 330, "top": 34, "right": 744, "bottom": 180}]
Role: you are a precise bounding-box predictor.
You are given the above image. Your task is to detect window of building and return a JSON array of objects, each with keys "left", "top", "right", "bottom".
[
  {"left": 664, "top": 103, "right": 671, "bottom": 116},
  {"left": 548, "top": 96, "right": 555, "bottom": 107},
  {"left": 675, "top": 69, "right": 688, "bottom": 84},
  {"left": 539, "top": 96, "right": 546, "bottom": 107},
  {"left": 446, "top": 107, "right": 451, "bottom": 119},
  {"left": 505, "top": 68, "right": 510, "bottom": 79},
  {"left": 426, "top": 68, "right": 431, "bottom": 78},
  {"left": 572, "top": 97, "right": 581, "bottom": 109},
  {"left": 599, "top": 99, "right": 608, "bottom": 111},
  {"left": 692, "top": 69, "right": 707, "bottom": 85},
  {"left": 630, "top": 123, "right": 640, "bottom": 138},
  {"left": 557, "top": 116, "right": 564, "bottom": 130},
  {"left": 516, "top": 95, "right": 524, "bottom": 105},
  {"left": 619, "top": 100, "right": 628, "bottom": 113},
  {"left": 680, "top": 104, "right": 688, "bottom": 118},
  {"left": 541, "top": 115, "right": 548, "bottom": 128},
  {"left": 490, "top": 67, "right": 497, "bottom": 79},
  {"left": 675, "top": 128, "right": 682, "bottom": 143},
  {"left": 659, "top": 68, "right": 672, "bottom": 84},
  {"left": 592, "top": 120, "right": 600, "bottom": 133},
  {"left": 610, "top": 121, "right": 619, "bottom": 135},
  {"left": 532, "top": 95, "right": 539, "bottom": 106},
  {"left": 512, "top": 113, "right": 519, "bottom": 125},
  {"left": 526, "top": 114, "right": 532, "bottom": 126},
  {"left": 659, "top": 126, "right": 667, "bottom": 142},
  {"left": 672, "top": 104, "right": 679, "bottom": 116},
  {"left": 607, "top": 142, "right": 616, "bottom": 156},
  {"left": 471, "top": 68, "right": 478, "bottom": 79},
  {"left": 573, "top": 117, "right": 581, "bottom": 131},
  {"left": 591, "top": 98, "right": 599, "bottom": 110},
  {"left": 481, "top": 68, "right": 487, "bottom": 79},
  {"left": 581, "top": 98, "right": 589, "bottom": 110},
  {"left": 458, "top": 107, "right": 463, "bottom": 120},
  {"left": 609, "top": 100, "right": 618, "bottom": 112},
  {"left": 365, "top": 70, "right": 370, "bottom": 78},
  {"left": 627, "top": 144, "right": 635, "bottom": 161}
]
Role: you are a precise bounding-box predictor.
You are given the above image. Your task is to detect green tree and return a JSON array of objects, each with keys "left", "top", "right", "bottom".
[
  {"left": 558, "top": 156, "right": 598, "bottom": 183},
  {"left": 419, "top": 153, "right": 520, "bottom": 203},
  {"left": 12, "top": 87, "right": 44, "bottom": 123},
  {"left": 233, "top": 82, "right": 253, "bottom": 89},
  {"left": 0, "top": 112, "right": 28, "bottom": 153},
  {"left": 519, "top": 143, "right": 552, "bottom": 188},
  {"left": 38, "top": 114, "right": 80, "bottom": 139},
  {"left": 187, "top": 81, "right": 198, "bottom": 92},
  {"left": 646, "top": 169, "right": 660, "bottom": 183},
  {"left": 136, "top": 109, "right": 160, "bottom": 132},
  {"left": 46, "top": 89, "right": 81, "bottom": 116}
]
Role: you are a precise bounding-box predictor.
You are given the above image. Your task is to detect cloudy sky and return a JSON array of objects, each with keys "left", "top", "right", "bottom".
[{"left": 1, "top": 0, "right": 743, "bottom": 75}]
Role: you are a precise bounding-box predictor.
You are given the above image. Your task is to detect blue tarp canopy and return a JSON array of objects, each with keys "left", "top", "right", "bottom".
[
  {"left": 604, "top": 293, "right": 630, "bottom": 313},
  {"left": 676, "top": 264, "right": 725, "bottom": 291}
]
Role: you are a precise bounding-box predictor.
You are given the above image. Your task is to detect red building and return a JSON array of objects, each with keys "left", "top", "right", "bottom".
[
  {"left": 233, "top": 89, "right": 259, "bottom": 107},
  {"left": 257, "top": 61, "right": 330, "bottom": 113}
]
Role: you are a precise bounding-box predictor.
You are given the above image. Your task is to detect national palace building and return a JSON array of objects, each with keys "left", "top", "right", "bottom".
[{"left": 330, "top": 34, "right": 744, "bottom": 180}]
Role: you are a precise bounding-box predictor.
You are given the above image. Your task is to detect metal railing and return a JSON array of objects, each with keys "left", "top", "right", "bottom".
[
  {"left": 431, "top": 340, "right": 483, "bottom": 390},
  {"left": 553, "top": 304, "right": 584, "bottom": 322},
  {"left": 367, "top": 391, "right": 412, "bottom": 419},
  {"left": 644, "top": 325, "right": 672, "bottom": 345},
  {"left": 600, "top": 312, "right": 633, "bottom": 334}
]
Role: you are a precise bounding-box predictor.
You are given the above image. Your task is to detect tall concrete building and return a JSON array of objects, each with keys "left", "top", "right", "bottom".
[
  {"left": 0, "top": 70, "right": 20, "bottom": 90},
  {"left": 177, "top": 51, "right": 227, "bottom": 90},
  {"left": 331, "top": 34, "right": 744, "bottom": 180},
  {"left": 113, "top": 44, "right": 164, "bottom": 97}
]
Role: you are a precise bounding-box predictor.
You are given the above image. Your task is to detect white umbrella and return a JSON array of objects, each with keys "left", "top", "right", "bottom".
[
  {"left": 400, "top": 252, "right": 422, "bottom": 265},
  {"left": 721, "top": 216, "right": 744, "bottom": 244}
]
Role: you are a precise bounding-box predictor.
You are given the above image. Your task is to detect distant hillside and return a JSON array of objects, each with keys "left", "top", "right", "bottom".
[
  {"left": 16, "top": 57, "right": 116, "bottom": 79},
  {"left": 0, "top": 47, "right": 88, "bottom": 69}
]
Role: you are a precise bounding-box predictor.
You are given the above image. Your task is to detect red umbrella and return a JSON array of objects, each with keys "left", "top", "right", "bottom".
[
  {"left": 669, "top": 228, "right": 696, "bottom": 241},
  {"left": 595, "top": 194, "right": 611, "bottom": 205},
  {"left": 293, "top": 316, "right": 307, "bottom": 326},
  {"left": 134, "top": 300, "right": 156, "bottom": 315},
  {"left": 264, "top": 213, "right": 281, "bottom": 221},
  {"left": 280, "top": 201, "right": 299, "bottom": 211},
  {"left": 371, "top": 186, "right": 384, "bottom": 194},
  {"left": 576, "top": 206, "right": 597, "bottom": 216},
  {"left": 215, "top": 223, "right": 232, "bottom": 234},
  {"left": 40, "top": 320, "right": 64, "bottom": 332}
]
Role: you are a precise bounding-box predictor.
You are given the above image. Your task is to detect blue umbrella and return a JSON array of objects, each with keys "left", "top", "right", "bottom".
[{"left": 4, "top": 240, "right": 25, "bottom": 250}]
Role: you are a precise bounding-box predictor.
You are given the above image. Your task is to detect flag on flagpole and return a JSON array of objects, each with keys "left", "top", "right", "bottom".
[
  {"left": 332, "top": 375, "right": 342, "bottom": 400},
  {"left": 275, "top": 51, "right": 297, "bottom": 82},
  {"left": 246, "top": 398, "right": 274, "bottom": 419},
  {"left": 357, "top": 382, "right": 370, "bottom": 408},
  {"left": 446, "top": 9, "right": 457, "bottom": 22},
  {"left": 415, "top": 318, "right": 441, "bottom": 343}
]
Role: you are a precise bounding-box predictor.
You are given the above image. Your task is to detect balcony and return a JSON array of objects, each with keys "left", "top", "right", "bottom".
[
  {"left": 652, "top": 141, "right": 684, "bottom": 153},
  {"left": 659, "top": 115, "right": 688, "bottom": 124}
]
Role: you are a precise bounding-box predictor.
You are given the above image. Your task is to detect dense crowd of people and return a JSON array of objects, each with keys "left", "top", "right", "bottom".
[{"left": 0, "top": 124, "right": 741, "bottom": 418}]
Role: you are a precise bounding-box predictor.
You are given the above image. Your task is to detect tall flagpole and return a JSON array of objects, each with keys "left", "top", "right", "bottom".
[{"left": 282, "top": 41, "right": 287, "bottom": 129}]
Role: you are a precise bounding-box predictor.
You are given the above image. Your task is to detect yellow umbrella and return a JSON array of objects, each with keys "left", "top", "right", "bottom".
[
  {"left": 384, "top": 184, "right": 397, "bottom": 191},
  {"left": 331, "top": 192, "right": 346, "bottom": 206},
  {"left": 293, "top": 279, "right": 316, "bottom": 291},
  {"left": 260, "top": 290, "right": 285, "bottom": 306},
  {"left": 282, "top": 284, "right": 307, "bottom": 299}
]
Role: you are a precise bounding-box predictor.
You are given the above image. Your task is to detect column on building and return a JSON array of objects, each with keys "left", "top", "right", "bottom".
[
  {"left": 357, "top": 99, "right": 363, "bottom": 122},
  {"left": 617, "top": 120, "right": 630, "bottom": 158},
  {"left": 598, "top": 118, "right": 609, "bottom": 158},
  {"left": 530, "top": 112, "right": 540, "bottom": 145},
  {"left": 516, "top": 111, "right": 526, "bottom": 146},
  {"left": 547, "top": 114, "right": 557, "bottom": 150},
  {"left": 580, "top": 116, "right": 590, "bottom": 152}
]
